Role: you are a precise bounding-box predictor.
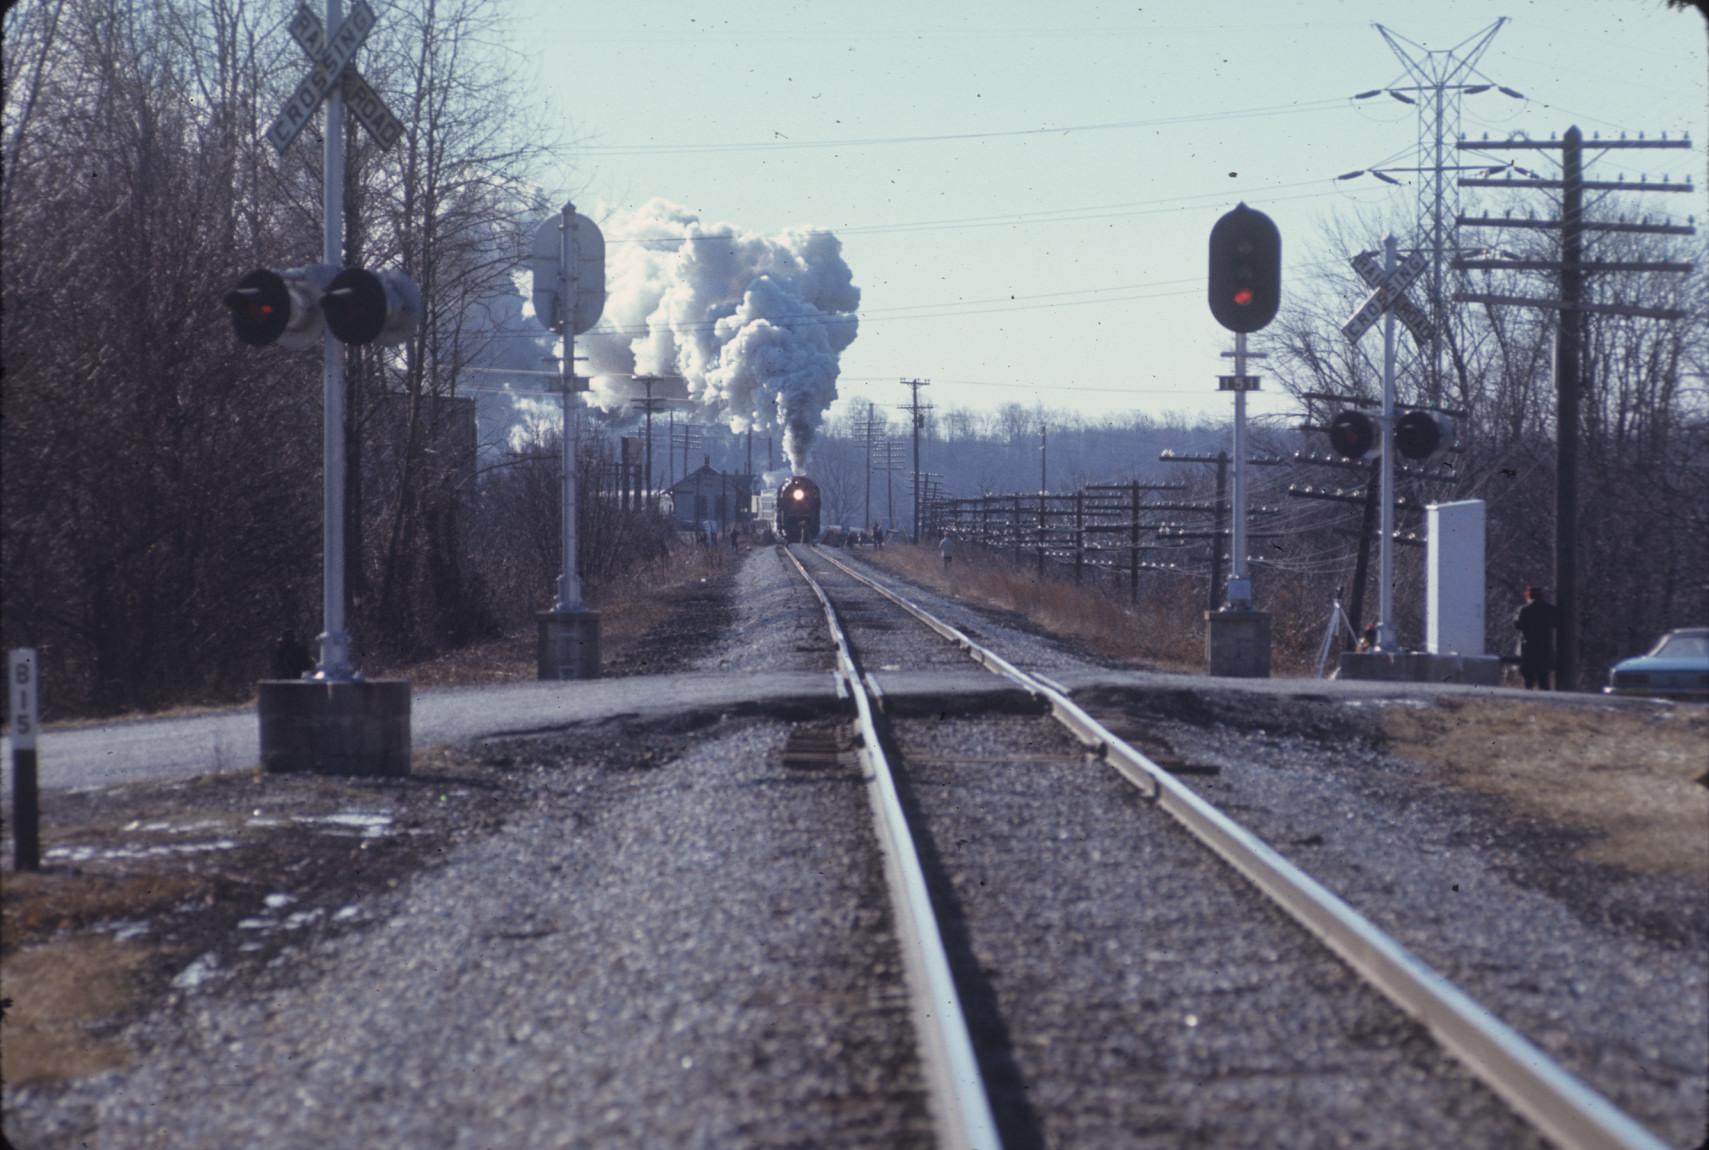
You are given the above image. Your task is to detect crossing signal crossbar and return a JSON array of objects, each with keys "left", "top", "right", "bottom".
[
  {"left": 1325, "top": 408, "right": 1455, "bottom": 460},
  {"left": 224, "top": 264, "right": 419, "bottom": 349}
]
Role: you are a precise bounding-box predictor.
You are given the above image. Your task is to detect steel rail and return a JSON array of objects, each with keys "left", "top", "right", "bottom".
[
  {"left": 780, "top": 545, "right": 1002, "bottom": 1150},
  {"left": 811, "top": 546, "right": 1666, "bottom": 1150}
]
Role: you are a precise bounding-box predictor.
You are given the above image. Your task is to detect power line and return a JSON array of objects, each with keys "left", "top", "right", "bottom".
[
  {"left": 601, "top": 178, "right": 1389, "bottom": 245},
  {"left": 574, "top": 97, "right": 1352, "bottom": 156}
]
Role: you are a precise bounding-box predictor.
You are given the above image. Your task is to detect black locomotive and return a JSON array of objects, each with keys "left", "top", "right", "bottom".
[{"left": 776, "top": 476, "right": 822, "bottom": 543}]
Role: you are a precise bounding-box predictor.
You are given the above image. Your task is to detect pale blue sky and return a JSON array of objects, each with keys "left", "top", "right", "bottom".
[{"left": 501, "top": 0, "right": 1707, "bottom": 425}]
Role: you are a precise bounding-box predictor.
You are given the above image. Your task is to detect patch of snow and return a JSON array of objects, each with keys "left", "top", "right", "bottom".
[
  {"left": 295, "top": 811, "right": 394, "bottom": 838},
  {"left": 172, "top": 952, "right": 220, "bottom": 990},
  {"left": 45, "top": 840, "right": 238, "bottom": 862}
]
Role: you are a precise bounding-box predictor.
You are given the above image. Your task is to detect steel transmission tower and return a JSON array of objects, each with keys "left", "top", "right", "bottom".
[{"left": 1343, "top": 19, "right": 1523, "bottom": 403}]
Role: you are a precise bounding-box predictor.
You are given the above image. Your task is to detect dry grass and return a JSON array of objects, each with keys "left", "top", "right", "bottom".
[
  {"left": 1382, "top": 697, "right": 1709, "bottom": 879},
  {"left": 2, "top": 936, "right": 149, "bottom": 1083},
  {"left": 864, "top": 543, "right": 1204, "bottom": 672},
  {"left": 2, "top": 867, "right": 212, "bottom": 1085},
  {"left": 2, "top": 542, "right": 731, "bottom": 737},
  {"left": 360, "top": 542, "right": 728, "bottom": 687}
]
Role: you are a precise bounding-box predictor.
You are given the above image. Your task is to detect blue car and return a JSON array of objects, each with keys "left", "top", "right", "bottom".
[{"left": 1604, "top": 627, "right": 1709, "bottom": 702}]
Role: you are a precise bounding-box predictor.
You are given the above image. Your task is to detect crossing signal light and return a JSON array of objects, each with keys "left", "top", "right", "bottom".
[
  {"left": 1394, "top": 410, "right": 1454, "bottom": 460},
  {"left": 1328, "top": 410, "right": 1376, "bottom": 459},
  {"left": 224, "top": 264, "right": 419, "bottom": 348},
  {"left": 322, "top": 267, "right": 421, "bottom": 346},
  {"left": 224, "top": 266, "right": 334, "bottom": 350},
  {"left": 1208, "top": 203, "right": 1281, "bottom": 333}
]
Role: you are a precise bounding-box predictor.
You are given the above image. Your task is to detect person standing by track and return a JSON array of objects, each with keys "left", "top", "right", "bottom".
[{"left": 1513, "top": 585, "right": 1560, "bottom": 690}]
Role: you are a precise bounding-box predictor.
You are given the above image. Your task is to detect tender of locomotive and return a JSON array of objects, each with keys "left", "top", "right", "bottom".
[{"left": 775, "top": 476, "right": 822, "bottom": 543}]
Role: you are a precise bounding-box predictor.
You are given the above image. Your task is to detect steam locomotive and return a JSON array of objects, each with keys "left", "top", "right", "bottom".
[{"left": 776, "top": 476, "right": 822, "bottom": 543}]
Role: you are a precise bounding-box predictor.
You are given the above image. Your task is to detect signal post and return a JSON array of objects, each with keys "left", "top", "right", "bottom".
[
  {"left": 1203, "top": 204, "right": 1280, "bottom": 678},
  {"left": 238, "top": 0, "right": 414, "bottom": 775},
  {"left": 528, "top": 201, "right": 607, "bottom": 679},
  {"left": 1330, "top": 235, "right": 1498, "bottom": 685}
]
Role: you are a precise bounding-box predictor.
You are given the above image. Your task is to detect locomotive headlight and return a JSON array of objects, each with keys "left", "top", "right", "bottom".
[{"left": 792, "top": 489, "right": 805, "bottom": 501}]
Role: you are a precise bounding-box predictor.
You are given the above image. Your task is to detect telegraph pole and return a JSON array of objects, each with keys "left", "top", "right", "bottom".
[
  {"left": 629, "top": 376, "right": 674, "bottom": 509},
  {"left": 900, "top": 378, "right": 931, "bottom": 542},
  {"left": 1555, "top": 130, "right": 1584, "bottom": 690},
  {"left": 1456, "top": 126, "right": 1694, "bottom": 688},
  {"left": 859, "top": 402, "right": 886, "bottom": 532}
]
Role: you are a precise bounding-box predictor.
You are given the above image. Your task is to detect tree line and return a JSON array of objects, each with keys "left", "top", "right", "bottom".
[{"left": 0, "top": 0, "right": 661, "bottom": 717}]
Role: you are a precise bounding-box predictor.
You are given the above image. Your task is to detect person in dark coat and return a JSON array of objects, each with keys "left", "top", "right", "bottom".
[
  {"left": 1513, "top": 585, "right": 1559, "bottom": 690},
  {"left": 270, "top": 629, "right": 315, "bottom": 680}
]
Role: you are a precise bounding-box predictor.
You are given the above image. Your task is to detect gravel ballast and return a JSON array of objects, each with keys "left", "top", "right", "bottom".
[
  {"left": 888, "top": 713, "right": 1550, "bottom": 1149},
  {"left": 9, "top": 542, "right": 1701, "bottom": 1148},
  {"left": 8, "top": 714, "right": 933, "bottom": 1149},
  {"left": 1078, "top": 685, "right": 1709, "bottom": 1148}
]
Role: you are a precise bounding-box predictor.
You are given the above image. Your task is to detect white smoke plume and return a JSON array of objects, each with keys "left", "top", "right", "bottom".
[{"left": 579, "top": 199, "right": 860, "bottom": 474}]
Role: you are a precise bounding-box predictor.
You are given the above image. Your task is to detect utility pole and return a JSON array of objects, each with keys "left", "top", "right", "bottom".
[
  {"left": 1212, "top": 451, "right": 1228, "bottom": 613},
  {"left": 671, "top": 421, "right": 705, "bottom": 483},
  {"left": 900, "top": 378, "right": 931, "bottom": 542},
  {"left": 1039, "top": 423, "right": 1048, "bottom": 494},
  {"left": 859, "top": 402, "right": 886, "bottom": 532},
  {"left": 1456, "top": 127, "right": 1693, "bottom": 688},
  {"left": 883, "top": 439, "right": 900, "bottom": 528},
  {"left": 629, "top": 375, "right": 675, "bottom": 509}
]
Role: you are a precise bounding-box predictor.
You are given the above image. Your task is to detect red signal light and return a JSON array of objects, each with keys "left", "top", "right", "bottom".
[{"left": 1233, "top": 289, "right": 1254, "bottom": 306}]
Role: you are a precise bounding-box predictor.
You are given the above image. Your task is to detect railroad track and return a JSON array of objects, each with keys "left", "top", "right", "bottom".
[{"left": 781, "top": 542, "right": 1666, "bottom": 1150}]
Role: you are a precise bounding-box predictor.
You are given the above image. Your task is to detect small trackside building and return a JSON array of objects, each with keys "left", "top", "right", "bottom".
[{"left": 665, "top": 457, "right": 754, "bottom": 531}]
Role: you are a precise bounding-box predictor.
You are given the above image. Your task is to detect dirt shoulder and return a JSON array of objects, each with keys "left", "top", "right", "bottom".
[{"left": 1380, "top": 695, "right": 1709, "bottom": 881}]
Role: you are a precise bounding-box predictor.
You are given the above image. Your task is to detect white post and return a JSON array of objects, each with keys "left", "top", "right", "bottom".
[
  {"left": 1377, "top": 234, "right": 1399, "bottom": 652},
  {"left": 555, "top": 200, "right": 583, "bottom": 611},
  {"left": 318, "top": 0, "right": 354, "bottom": 679},
  {"left": 1227, "top": 330, "right": 1251, "bottom": 607}
]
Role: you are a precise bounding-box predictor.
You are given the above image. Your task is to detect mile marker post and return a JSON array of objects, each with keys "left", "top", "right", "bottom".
[{"left": 10, "top": 649, "right": 41, "bottom": 870}]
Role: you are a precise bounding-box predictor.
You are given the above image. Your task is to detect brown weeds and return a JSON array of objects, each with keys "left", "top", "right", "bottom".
[
  {"left": 865, "top": 543, "right": 1204, "bottom": 671},
  {"left": 1382, "top": 698, "right": 1709, "bottom": 879}
]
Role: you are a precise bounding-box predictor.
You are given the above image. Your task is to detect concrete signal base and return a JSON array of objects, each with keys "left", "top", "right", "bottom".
[
  {"left": 537, "top": 610, "right": 602, "bottom": 680},
  {"left": 1205, "top": 610, "right": 1272, "bottom": 678},
  {"left": 1337, "top": 651, "right": 1503, "bottom": 686},
  {"left": 258, "top": 679, "right": 412, "bottom": 777}
]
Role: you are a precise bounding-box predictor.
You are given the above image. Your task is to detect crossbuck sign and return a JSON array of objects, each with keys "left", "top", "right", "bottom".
[
  {"left": 1349, "top": 250, "right": 1434, "bottom": 346},
  {"left": 266, "top": 1, "right": 402, "bottom": 154},
  {"left": 1340, "top": 249, "right": 1429, "bottom": 343}
]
